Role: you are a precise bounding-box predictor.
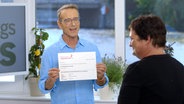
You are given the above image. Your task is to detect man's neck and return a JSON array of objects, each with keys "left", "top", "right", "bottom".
[
  {"left": 62, "top": 34, "right": 78, "bottom": 48},
  {"left": 142, "top": 47, "right": 165, "bottom": 59}
]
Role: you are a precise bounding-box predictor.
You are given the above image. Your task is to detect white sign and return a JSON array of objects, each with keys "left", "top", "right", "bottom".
[{"left": 58, "top": 52, "right": 97, "bottom": 81}]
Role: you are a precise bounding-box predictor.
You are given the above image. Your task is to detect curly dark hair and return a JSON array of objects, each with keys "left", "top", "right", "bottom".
[{"left": 129, "top": 14, "right": 166, "bottom": 47}]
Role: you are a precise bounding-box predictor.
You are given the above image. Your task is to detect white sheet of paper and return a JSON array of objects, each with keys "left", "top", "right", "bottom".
[{"left": 58, "top": 52, "right": 97, "bottom": 81}]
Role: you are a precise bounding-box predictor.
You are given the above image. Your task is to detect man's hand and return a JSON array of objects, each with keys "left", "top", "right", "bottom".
[
  {"left": 96, "top": 63, "right": 107, "bottom": 86},
  {"left": 45, "top": 68, "right": 60, "bottom": 90}
]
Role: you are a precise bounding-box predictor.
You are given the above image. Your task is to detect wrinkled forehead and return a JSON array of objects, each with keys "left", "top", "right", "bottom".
[{"left": 59, "top": 8, "right": 79, "bottom": 19}]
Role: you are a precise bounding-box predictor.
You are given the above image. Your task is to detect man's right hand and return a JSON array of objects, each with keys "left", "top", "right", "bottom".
[{"left": 45, "top": 68, "right": 60, "bottom": 90}]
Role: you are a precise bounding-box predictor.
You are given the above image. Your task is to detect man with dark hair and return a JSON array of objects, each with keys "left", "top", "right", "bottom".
[{"left": 118, "top": 14, "right": 184, "bottom": 104}]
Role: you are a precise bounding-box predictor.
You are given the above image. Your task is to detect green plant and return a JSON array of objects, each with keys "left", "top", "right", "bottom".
[
  {"left": 102, "top": 54, "right": 127, "bottom": 92},
  {"left": 25, "top": 27, "right": 49, "bottom": 80},
  {"left": 164, "top": 42, "right": 175, "bottom": 56}
]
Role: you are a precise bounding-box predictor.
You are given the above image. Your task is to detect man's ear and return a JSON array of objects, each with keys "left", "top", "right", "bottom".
[
  {"left": 57, "top": 20, "right": 63, "bottom": 29},
  {"left": 146, "top": 35, "right": 152, "bottom": 45}
]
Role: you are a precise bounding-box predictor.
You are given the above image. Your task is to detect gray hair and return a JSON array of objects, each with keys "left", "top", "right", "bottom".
[{"left": 57, "top": 4, "right": 79, "bottom": 18}]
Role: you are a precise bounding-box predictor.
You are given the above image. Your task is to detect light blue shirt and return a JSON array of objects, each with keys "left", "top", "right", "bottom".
[{"left": 39, "top": 35, "right": 109, "bottom": 104}]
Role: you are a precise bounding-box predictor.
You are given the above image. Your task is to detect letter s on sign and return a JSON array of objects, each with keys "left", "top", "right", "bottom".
[{"left": 0, "top": 42, "right": 16, "bottom": 66}]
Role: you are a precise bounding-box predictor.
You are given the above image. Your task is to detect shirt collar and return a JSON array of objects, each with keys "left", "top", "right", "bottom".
[{"left": 59, "top": 35, "right": 85, "bottom": 49}]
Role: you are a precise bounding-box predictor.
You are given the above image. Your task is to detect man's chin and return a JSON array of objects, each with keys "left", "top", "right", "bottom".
[
  {"left": 133, "top": 52, "right": 136, "bottom": 56},
  {"left": 133, "top": 52, "right": 138, "bottom": 58}
]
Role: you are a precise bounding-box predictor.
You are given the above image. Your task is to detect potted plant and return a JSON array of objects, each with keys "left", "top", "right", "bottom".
[
  {"left": 100, "top": 54, "right": 127, "bottom": 100},
  {"left": 25, "top": 27, "right": 49, "bottom": 80},
  {"left": 25, "top": 27, "right": 49, "bottom": 96}
]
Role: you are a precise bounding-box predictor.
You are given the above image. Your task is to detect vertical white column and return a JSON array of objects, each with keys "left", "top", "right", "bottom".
[
  {"left": 24, "top": 0, "right": 36, "bottom": 94},
  {"left": 115, "top": 0, "right": 125, "bottom": 60}
]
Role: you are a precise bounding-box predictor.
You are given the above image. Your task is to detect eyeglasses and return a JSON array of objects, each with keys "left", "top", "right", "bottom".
[{"left": 60, "top": 17, "right": 80, "bottom": 25}]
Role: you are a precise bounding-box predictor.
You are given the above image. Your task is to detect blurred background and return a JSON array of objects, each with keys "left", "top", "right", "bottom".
[
  {"left": 36, "top": 0, "right": 184, "bottom": 64},
  {"left": 0, "top": 0, "right": 183, "bottom": 87}
]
